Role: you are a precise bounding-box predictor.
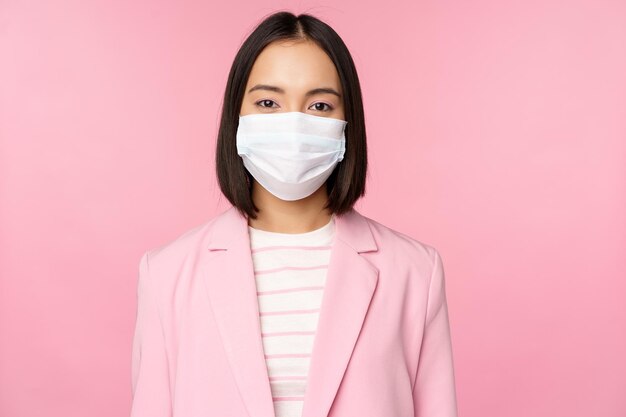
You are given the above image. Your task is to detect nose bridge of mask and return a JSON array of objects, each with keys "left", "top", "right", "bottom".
[{"left": 237, "top": 111, "right": 347, "bottom": 140}]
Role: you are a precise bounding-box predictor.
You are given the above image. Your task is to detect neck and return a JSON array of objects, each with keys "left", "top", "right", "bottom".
[{"left": 247, "top": 181, "right": 333, "bottom": 233}]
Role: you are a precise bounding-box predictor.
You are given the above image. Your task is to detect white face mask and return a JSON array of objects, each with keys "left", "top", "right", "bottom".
[{"left": 236, "top": 111, "right": 347, "bottom": 201}]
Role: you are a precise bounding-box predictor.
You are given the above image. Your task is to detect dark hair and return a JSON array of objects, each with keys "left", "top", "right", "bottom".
[{"left": 216, "top": 11, "right": 368, "bottom": 220}]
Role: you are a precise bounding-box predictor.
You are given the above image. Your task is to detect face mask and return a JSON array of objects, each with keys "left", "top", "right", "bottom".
[{"left": 236, "top": 111, "right": 347, "bottom": 201}]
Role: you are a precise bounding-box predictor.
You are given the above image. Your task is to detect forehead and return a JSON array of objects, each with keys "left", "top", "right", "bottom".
[{"left": 246, "top": 40, "right": 341, "bottom": 92}]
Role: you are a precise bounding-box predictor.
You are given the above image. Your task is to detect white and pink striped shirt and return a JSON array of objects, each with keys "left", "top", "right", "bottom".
[{"left": 247, "top": 214, "right": 336, "bottom": 417}]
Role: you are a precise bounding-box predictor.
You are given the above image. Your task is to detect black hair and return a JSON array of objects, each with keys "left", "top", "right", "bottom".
[{"left": 216, "top": 11, "right": 368, "bottom": 219}]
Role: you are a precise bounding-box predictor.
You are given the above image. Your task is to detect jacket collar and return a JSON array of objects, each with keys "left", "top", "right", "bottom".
[{"left": 200, "top": 205, "right": 379, "bottom": 417}]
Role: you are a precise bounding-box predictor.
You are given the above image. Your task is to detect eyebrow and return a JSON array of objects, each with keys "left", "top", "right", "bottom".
[{"left": 247, "top": 84, "right": 342, "bottom": 98}]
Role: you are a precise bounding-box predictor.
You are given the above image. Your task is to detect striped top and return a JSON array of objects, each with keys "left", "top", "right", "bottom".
[{"left": 248, "top": 214, "right": 336, "bottom": 417}]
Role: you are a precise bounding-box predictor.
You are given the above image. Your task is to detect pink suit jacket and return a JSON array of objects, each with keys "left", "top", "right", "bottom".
[{"left": 131, "top": 206, "right": 458, "bottom": 417}]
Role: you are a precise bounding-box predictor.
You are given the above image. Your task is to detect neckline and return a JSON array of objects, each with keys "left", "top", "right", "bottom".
[{"left": 247, "top": 214, "right": 335, "bottom": 243}]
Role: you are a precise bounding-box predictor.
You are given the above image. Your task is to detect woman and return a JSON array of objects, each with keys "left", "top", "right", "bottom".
[{"left": 131, "top": 11, "right": 458, "bottom": 417}]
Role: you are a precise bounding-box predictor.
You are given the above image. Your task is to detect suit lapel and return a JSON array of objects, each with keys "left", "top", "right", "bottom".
[
  {"left": 200, "top": 206, "right": 379, "bottom": 417},
  {"left": 300, "top": 210, "right": 379, "bottom": 417}
]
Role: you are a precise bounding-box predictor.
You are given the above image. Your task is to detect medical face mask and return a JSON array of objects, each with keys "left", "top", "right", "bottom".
[{"left": 236, "top": 111, "right": 347, "bottom": 201}]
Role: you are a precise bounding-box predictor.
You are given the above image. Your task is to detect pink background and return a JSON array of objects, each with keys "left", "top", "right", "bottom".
[{"left": 1, "top": 0, "right": 625, "bottom": 416}]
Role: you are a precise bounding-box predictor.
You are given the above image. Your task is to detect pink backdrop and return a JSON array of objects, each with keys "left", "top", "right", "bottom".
[{"left": 1, "top": 1, "right": 624, "bottom": 416}]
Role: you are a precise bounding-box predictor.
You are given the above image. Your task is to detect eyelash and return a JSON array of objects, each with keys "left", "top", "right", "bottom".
[{"left": 254, "top": 99, "right": 334, "bottom": 112}]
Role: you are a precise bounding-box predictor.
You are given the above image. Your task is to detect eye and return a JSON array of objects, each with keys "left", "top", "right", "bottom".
[
  {"left": 309, "top": 102, "right": 334, "bottom": 112},
  {"left": 255, "top": 99, "right": 279, "bottom": 109}
]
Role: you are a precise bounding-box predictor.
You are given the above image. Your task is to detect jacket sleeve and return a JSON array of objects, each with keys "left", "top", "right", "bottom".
[
  {"left": 131, "top": 251, "right": 173, "bottom": 417},
  {"left": 413, "top": 249, "right": 459, "bottom": 417}
]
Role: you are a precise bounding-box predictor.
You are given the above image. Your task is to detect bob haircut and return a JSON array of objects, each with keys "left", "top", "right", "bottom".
[{"left": 216, "top": 11, "right": 368, "bottom": 220}]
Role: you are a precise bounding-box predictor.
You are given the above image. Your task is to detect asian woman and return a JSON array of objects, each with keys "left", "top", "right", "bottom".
[{"left": 130, "top": 10, "right": 458, "bottom": 417}]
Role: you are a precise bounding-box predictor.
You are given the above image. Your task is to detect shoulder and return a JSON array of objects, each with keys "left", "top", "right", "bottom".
[
  {"left": 359, "top": 211, "right": 440, "bottom": 270},
  {"left": 355, "top": 212, "right": 445, "bottom": 313},
  {"left": 140, "top": 208, "right": 227, "bottom": 281}
]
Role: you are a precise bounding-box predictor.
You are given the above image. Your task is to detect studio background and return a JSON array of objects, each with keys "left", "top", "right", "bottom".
[{"left": 1, "top": 0, "right": 625, "bottom": 416}]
